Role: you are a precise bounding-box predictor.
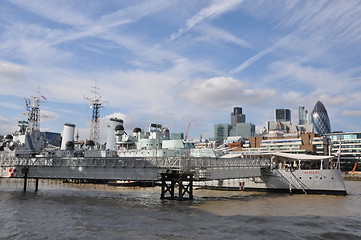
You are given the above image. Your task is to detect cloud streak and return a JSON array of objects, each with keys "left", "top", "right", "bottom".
[
  {"left": 171, "top": 0, "right": 244, "bottom": 40},
  {"left": 230, "top": 46, "right": 274, "bottom": 74},
  {"left": 195, "top": 24, "right": 252, "bottom": 48}
]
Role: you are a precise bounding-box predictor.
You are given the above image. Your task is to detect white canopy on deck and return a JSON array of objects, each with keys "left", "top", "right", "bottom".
[{"left": 222, "top": 152, "right": 334, "bottom": 161}]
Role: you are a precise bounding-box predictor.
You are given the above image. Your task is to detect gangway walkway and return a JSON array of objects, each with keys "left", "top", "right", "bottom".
[
  {"left": 0, "top": 156, "right": 270, "bottom": 180},
  {"left": 0, "top": 156, "right": 271, "bottom": 200}
]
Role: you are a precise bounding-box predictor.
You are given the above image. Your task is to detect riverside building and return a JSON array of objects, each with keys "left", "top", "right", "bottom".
[
  {"left": 214, "top": 103, "right": 360, "bottom": 171},
  {"left": 325, "top": 132, "right": 361, "bottom": 171},
  {"left": 241, "top": 133, "right": 327, "bottom": 155}
]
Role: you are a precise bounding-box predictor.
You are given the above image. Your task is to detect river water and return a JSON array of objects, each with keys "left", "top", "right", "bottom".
[{"left": 0, "top": 179, "right": 360, "bottom": 240}]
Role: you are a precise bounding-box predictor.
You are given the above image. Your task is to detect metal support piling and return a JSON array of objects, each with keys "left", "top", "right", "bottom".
[
  {"left": 160, "top": 172, "right": 194, "bottom": 200},
  {"left": 21, "top": 167, "right": 29, "bottom": 192},
  {"left": 35, "top": 178, "right": 39, "bottom": 191},
  {"left": 23, "top": 173, "right": 28, "bottom": 192}
]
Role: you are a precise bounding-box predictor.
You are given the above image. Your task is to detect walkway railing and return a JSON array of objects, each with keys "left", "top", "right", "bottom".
[{"left": 0, "top": 156, "right": 271, "bottom": 181}]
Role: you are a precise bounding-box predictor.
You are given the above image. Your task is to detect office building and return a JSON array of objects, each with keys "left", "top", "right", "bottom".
[
  {"left": 275, "top": 109, "right": 291, "bottom": 122},
  {"left": 242, "top": 133, "right": 325, "bottom": 155},
  {"left": 298, "top": 106, "right": 309, "bottom": 125},
  {"left": 214, "top": 107, "right": 255, "bottom": 141},
  {"left": 311, "top": 101, "right": 331, "bottom": 135},
  {"left": 230, "top": 122, "right": 255, "bottom": 139},
  {"left": 231, "top": 107, "right": 246, "bottom": 127},
  {"left": 214, "top": 124, "right": 232, "bottom": 141},
  {"left": 325, "top": 132, "right": 361, "bottom": 171}
]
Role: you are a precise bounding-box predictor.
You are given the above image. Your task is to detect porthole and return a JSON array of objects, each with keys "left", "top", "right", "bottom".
[
  {"left": 299, "top": 177, "right": 302, "bottom": 179},
  {"left": 320, "top": 177, "right": 322, "bottom": 180},
  {"left": 309, "top": 177, "right": 312, "bottom": 179}
]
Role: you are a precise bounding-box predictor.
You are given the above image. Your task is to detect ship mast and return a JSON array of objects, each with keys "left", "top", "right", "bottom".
[
  {"left": 23, "top": 88, "right": 47, "bottom": 144},
  {"left": 84, "top": 85, "right": 104, "bottom": 143},
  {"left": 25, "top": 96, "right": 41, "bottom": 134}
]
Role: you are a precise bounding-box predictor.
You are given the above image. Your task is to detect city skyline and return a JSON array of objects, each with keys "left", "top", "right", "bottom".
[{"left": 0, "top": 1, "right": 360, "bottom": 140}]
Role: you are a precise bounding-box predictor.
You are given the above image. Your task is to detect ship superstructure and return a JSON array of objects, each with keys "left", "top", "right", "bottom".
[{"left": 0, "top": 96, "right": 47, "bottom": 156}]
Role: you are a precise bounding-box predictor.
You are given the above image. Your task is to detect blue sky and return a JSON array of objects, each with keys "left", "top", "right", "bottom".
[{"left": 0, "top": 0, "right": 360, "bottom": 140}]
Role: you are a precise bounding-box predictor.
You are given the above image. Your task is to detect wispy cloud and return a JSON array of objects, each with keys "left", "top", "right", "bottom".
[
  {"left": 267, "top": 61, "right": 353, "bottom": 95},
  {"left": 1, "top": 1, "right": 361, "bottom": 137},
  {"left": 99, "top": 0, "right": 173, "bottom": 28},
  {"left": 5, "top": 0, "right": 174, "bottom": 67},
  {"left": 170, "top": 0, "right": 244, "bottom": 40},
  {"left": 0, "top": 115, "right": 17, "bottom": 134},
  {"left": 0, "top": 61, "right": 26, "bottom": 84},
  {"left": 230, "top": 46, "right": 274, "bottom": 74},
  {"left": 194, "top": 24, "right": 251, "bottom": 48},
  {"left": 41, "top": 110, "right": 60, "bottom": 122},
  {"left": 281, "top": 1, "right": 361, "bottom": 45},
  {"left": 0, "top": 102, "right": 23, "bottom": 110},
  {"left": 341, "top": 110, "right": 361, "bottom": 117},
  {"left": 9, "top": 0, "right": 92, "bottom": 26}
]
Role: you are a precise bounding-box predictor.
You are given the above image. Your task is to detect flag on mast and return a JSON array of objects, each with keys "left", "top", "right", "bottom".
[{"left": 336, "top": 136, "right": 342, "bottom": 169}]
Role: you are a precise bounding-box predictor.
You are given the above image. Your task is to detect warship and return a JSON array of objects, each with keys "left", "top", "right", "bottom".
[{"left": 0, "top": 94, "right": 347, "bottom": 195}]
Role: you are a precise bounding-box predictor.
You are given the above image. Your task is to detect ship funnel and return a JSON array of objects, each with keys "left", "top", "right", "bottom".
[
  {"left": 106, "top": 118, "right": 124, "bottom": 150},
  {"left": 114, "top": 124, "right": 125, "bottom": 143},
  {"left": 61, "top": 123, "right": 75, "bottom": 150},
  {"left": 162, "top": 127, "right": 170, "bottom": 140}
]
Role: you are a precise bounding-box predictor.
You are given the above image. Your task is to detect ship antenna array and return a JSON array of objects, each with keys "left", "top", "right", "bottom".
[
  {"left": 23, "top": 88, "right": 47, "bottom": 134},
  {"left": 84, "top": 85, "right": 108, "bottom": 143}
]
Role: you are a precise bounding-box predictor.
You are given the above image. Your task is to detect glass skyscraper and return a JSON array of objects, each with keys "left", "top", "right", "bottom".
[
  {"left": 275, "top": 109, "right": 291, "bottom": 122},
  {"left": 311, "top": 101, "right": 331, "bottom": 135},
  {"left": 298, "top": 106, "right": 308, "bottom": 125}
]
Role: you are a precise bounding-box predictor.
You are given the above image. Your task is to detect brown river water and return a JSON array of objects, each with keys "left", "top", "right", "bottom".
[{"left": 0, "top": 178, "right": 360, "bottom": 240}]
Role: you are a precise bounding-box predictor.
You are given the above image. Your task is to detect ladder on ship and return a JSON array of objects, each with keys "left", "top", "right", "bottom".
[{"left": 290, "top": 171, "right": 308, "bottom": 194}]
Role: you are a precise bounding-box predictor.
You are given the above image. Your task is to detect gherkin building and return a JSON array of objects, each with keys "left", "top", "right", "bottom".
[{"left": 311, "top": 101, "right": 331, "bottom": 135}]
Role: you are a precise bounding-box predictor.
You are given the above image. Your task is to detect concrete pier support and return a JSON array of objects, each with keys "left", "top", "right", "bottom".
[{"left": 160, "top": 172, "right": 194, "bottom": 200}]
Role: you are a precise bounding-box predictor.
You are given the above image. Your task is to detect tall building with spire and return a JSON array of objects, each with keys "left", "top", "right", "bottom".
[{"left": 311, "top": 101, "right": 331, "bottom": 135}]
